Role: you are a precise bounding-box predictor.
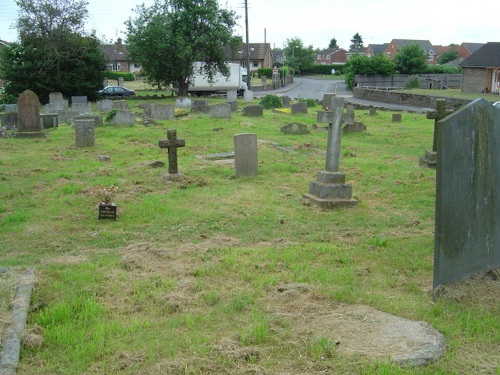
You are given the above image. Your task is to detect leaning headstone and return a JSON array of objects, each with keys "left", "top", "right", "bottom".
[
  {"left": 175, "top": 97, "right": 192, "bottom": 110},
  {"left": 159, "top": 129, "right": 186, "bottom": 180},
  {"left": 282, "top": 96, "right": 291, "bottom": 108},
  {"left": 109, "top": 110, "right": 135, "bottom": 126},
  {"left": 244, "top": 90, "right": 254, "bottom": 102},
  {"left": 74, "top": 118, "right": 95, "bottom": 147},
  {"left": 1, "top": 112, "right": 18, "bottom": 130},
  {"left": 234, "top": 133, "right": 258, "bottom": 177},
  {"left": 71, "top": 96, "right": 87, "bottom": 104},
  {"left": 97, "top": 99, "right": 113, "bottom": 112},
  {"left": 434, "top": 98, "right": 500, "bottom": 293},
  {"left": 243, "top": 105, "right": 264, "bottom": 117},
  {"left": 40, "top": 114, "right": 58, "bottom": 129},
  {"left": 210, "top": 103, "right": 232, "bottom": 118},
  {"left": 420, "top": 99, "right": 453, "bottom": 168},
  {"left": 191, "top": 100, "right": 210, "bottom": 114},
  {"left": 49, "top": 92, "right": 64, "bottom": 103},
  {"left": 303, "top": 95, "right": 358, "bottom": 208},
  {"left": 113, "top": 100, "right": 129, "bottom": 110},
  {"left": 16, "top": 89, "right": 45, "bottom": 138},
  {"left": 392, "top": 113, "right": 402, "bottom": 122},
  {"left": 227, "top": 90, "right": 238, "bottom": 102},
  {"left": 281, "top": 122, "right": 308, "bottom": 135},
  {"left": 291, "top": 102, "right": 308, "bottom": 114}
]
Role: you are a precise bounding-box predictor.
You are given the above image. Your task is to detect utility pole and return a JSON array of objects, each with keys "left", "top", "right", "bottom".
[{"left": 245, "top": 0, "right": 251, "bottom": 90}]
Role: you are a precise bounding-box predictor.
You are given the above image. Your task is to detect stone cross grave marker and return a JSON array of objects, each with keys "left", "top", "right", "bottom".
[
  {"left": 159, "top": 129, "right": 186, "bottom": 176},
  {"left": 234, "top": 133, "right": 258, "bottom": 177},
  {"left": 434, "top": 98, "right": 500, "bottom": 294},
  {"left": 420, "top": 99, "right": 453, "bottom": 168},
  {"left": 16, "top": 89, "right": 45, "bottom": 138},
  {"left": 303, "top": 95, "right": 358, "bottom": 208}
]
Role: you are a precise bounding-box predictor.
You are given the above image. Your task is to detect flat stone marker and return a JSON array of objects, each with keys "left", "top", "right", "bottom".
[
  {"left": 74, "top": 118, "right": 95, "bottom": 147},
  {"left": 434, "top": 98, "right": 500, "bottom": 292},
  {"left": 16, "top": 89, "right": 45, "bottom": 138},
  {"left": 303, "top": 95, "right": 358, "bottom": 208},
  {"left": 159, "top": 129, "right": 186, "bottom": 177},
  {"left": 234, "top": 133, "right": 258, "bottom": 177}
]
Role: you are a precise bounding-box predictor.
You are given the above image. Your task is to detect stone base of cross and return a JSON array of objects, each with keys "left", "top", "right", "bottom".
[
  {"left": 419, "top": 150, "right": 437, "bottom": 168},
  {"left": 302, "top": 95, "right": 358, "bottom": 209}
]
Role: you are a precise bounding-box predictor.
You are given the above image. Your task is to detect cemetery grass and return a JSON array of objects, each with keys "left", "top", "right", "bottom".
[{"left": 0, "top": 101, "right": 499, "bottom": 374}]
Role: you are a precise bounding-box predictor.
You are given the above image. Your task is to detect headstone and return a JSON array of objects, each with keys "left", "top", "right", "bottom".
[
  {"left": 175, "top": 97, "right": 192, "bottom": 110},
  {"left": 74, "top": 114, "right": 103, "bottom": 127},
  {"left": 322, "top": 93, "right": 335, "bottom": 110},
  {"left": 303, "top": 95, "right": 358, "bottom": 208},
  {"left": 369, "top": 108, "right": 377, "bottom": 116},
  {"left": 244, "top": 90, "right": 254, "bottom": 102},
  {"left": 74, "top": 118, "right": 95, "bottom": 148},
  {"left": 291, "top": 102, "right": 308, "bottom": 114},
  {"left": 158, "top": 129, "right": 186, "bottom": 178},
  {"left": 210, "top": 103, "right": 232, "bottom": 118},
  {"left": 280, "top": 122, "right": 308, "bottom": 135},
  {"left": 113, "top": 100, "right": 129, "bottom": 110},
  {"left": 49, "top": 92, "right": 64, "bottom": 103},
  {"left": 71, "top": 96, "right": 87, "bottom": 104},
  {"left": 109, "top": 110, "right": 135, "bottom": 126},
  {"left": 3, "top": 104, "right": 18, "bottom": 113},
  {"left": 53, "top": 109, "right": 78, "bottom": 124},
  {"left": 343, "top": 122, "right": 366, "bottom": 133},
  {"left": 43, "top": 100, "right": 69, "bottom": 113},
  {"left": 243, "top": 105, "right": 264, "bottom": 117},
  {"left": 434, "top": 98, "right": 500, "bottom": 293},
  {"left": 420, "top": 99, "right": 454, "bottom": 168},
  {"left": 392, "top": 113, "right": 402, "bottom": 122},
  {"left": 72, "top": 102, "right": 92, "bottom": 115},
  {"left": 97, "top": 99, "right": 113, "bottom": 112},
  {"left": 191, "top": 100, "right": 209, "bottom": 114},
  {"left": 16, "top": 89, "right": 45, "bottom": 138},
  {"left": 1, "top": 112, "right": 18, "bottom": 130},
  {"left": 282, "top": 96, "right": 291, "bottom": 108},
  {"left": 234, "top": 133, "right": 258, "bottom": 177},
  {"left": 144, "top": 104, "right": 174, "bottom": 120},
  {"left": 40, "top": 114, "right": 58, "bottom": 129},
  {"left": 228, "top": 101, "right": 238, "bottom": 112},
  {"left": 344, "top": 104, "right": 355, "bottom": 126},
  {"left": 227, "top": 90, "right": 238, "bottom": 102}
]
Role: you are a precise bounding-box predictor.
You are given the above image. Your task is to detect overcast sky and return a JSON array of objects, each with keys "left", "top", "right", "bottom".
[{"left": 1, "top": 0, "right": 497, "bottom": 50}]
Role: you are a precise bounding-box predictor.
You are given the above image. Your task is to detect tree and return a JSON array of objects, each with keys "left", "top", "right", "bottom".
[
  {"left": 394, "top": 43, "right": 427, "bottom": 74},
  {"left": 349, "top": 33, "right": 363, "bottom": 51},
  {"left": 125, "top": 0, "right": 240, "bottom": 97},
  {"left": 328, "top": 38, "right": 338, "bottom": 49},
  {"left": 1, "top": 0, "right": 106, "bottom": 103},
  {"left": 284, "top": 37, "right": 315, "bottom": 73},
  {"left": 344, "top": 53, "right": 395, "bottom": 90},
  {"left": 438, "top": 50, "right": 459, "bottom": 65}
]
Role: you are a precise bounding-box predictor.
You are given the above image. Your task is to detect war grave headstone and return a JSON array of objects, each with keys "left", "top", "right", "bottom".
[
  {"left": 392, "top": 113, "right": 402, "bottom": 122},
  {"left": 74, "top": 118, "right": 95, "bottom": 148},
  {"left": 290, "top": 102, "right": 308, "bottom": 114},
  {"left": 243, "top": 105, "right": 263, "bottom": 117},
  {"left": 210, "top": 103, "right": 232, "bottom": 118},
  {"left": 97, "top": 99, "right": 113, "bottom": 112},
  {"left": 227, "top": 90, "right": 238, "bottom": 102},
  {"left": 434, "top": 98, "right": 500, "bottom": 293},
  {"left": 244, "top": 90, "right": 254, "bottom": 102},
  {"left": 40, "top": 114, "right": 58, "bottom": 129},
  {"left": 175, "top": 97, "right": 192, "bottom": 110},
  {"left": 281, "top": 122, "right": 308, "bottom": 135},
  {"left": 234, "top": 133, "right": 258, "bottom": 177},
  {"left": 303, "top": 95, "right": 358, "bottom": 208},
  {"left": 420, "top": 99, "right": 453, "bottom": 168},
  {"left": 113, "top": 100, "right": 129, "bottom": 110},
  {"left": 191, "top": 100, "right": 210, "bottom": 114},
  {"left": 15, "top": 89, "right": 45, "bottom": 138},
  {"left": 109, "top": 110, "right": 135, "bottom": 126},
  {"left": 159, "top": 129, "right": 186, "bottom": 180}
]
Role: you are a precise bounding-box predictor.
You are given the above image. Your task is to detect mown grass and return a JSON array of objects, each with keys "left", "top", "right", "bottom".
[{"left": 0, "top": 97, "right": 499, "bottom": 374}]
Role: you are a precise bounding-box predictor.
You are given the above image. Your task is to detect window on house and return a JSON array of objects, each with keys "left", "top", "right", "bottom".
[{"left": 252, "top": 61, "right": 259, "bottom": 67}]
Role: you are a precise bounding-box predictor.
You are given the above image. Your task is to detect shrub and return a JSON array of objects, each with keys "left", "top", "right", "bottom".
[
  {"left": 259, "top": 94, "right": 282, "bottom": 109},
  {"left": 256, "top": 68, "right": 273, "bottom": 78},
  {"left": 405, "top": 75, "right": 420, "bottom": 89},
  {"left": 299, "top": 98, "right": 317, "bottom": 107},
  {"left": 105, "top": 71, "right": 135, "bottom": 81}
]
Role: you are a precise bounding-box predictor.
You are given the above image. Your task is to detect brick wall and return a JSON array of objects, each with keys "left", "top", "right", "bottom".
[{"left": 462, "top": 67, "right": 487, "bottom": 93}]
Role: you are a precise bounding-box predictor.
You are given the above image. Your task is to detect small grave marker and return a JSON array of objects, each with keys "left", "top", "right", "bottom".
[
  {"left": 16, "top": 89, "right": 45, "bottom": 138},
  {"left": 159, "top": 129, "right": 186, "bottom": 177},
  {"left": 234, "top": 133, "right": 258, "bottom": 177}
]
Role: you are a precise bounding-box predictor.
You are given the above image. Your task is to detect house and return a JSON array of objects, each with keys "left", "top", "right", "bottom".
[
  {"left": 99, "top": 38, "right": 141, "bottom": 74},
  {"left": 225, "top": 43, "right": 273, "bottom": 73},
  {"left": 365, "top": 43, "right": 389, "bottom": 58},
  {"left": 460, "top": 42, "right": 500, "bottom": 93},
  {"left": 383, "top": 39, "right": 438, "bottom": 64},
  {"left": 456, "top": 42, "right": 484, "bottom": 60},
  {"left": 314, "top": 48, "right": 347, "bottom": 65}
]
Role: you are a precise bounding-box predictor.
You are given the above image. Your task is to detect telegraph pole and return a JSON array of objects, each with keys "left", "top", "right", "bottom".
[{"left": 245, "top": 0, "right": 251, "bottom": 90}]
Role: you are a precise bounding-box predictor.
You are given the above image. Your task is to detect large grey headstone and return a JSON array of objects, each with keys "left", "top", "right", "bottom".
[
  {"left": 291, "top": 102, "right": 308, "bottom": 114},
  {"left": 234, "top": 133, "right": 258, "bottom": 177},
  {"left": 243, "top": 105, "right": 264, "bottom": 117},
  {"left": 113, "top": 100, "right": 129, "bottom": 110},
  {"left": 16, "top": 89, "right": 45, "bottom": 138},
  {"left": 109, "top": 110, "right": 135, "bottom": 126},
  {"left": 244, "top": 90, "right": 254, "bottom": 102},
  {"left": 71, "top": 96, "right": 87, "bottom": 104},
  {"left": 434, "top": 98, "right": 500, "bottom": 291},
  {"left": 97, "top": 99, "right": 113, "bottom": 112},
  {"left": 210, "top": 103, "right": 232, "bottom": 118},
  {"left": 74, "top": 118, "right": 95, "bottom": 147},
  {"left": 227, "top": 90, "right": 237, "bottom": 102},
  {"left": 49, "top": 92, "right": 64, "bottom": 103}
]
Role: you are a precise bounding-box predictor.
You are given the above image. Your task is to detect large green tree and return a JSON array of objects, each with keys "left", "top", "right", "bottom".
[
  {"left": 328, "top": 38, "right": 338, "bottom": 49},
  {"left": 344, "top": 53, "right": 395, "bottom": 90},
  {"left": 125, "top": 0, "right": 240, "bottom": 97},
  {"left": 284, "top": 38, "right": 315, "bottom": 73},
  {"left": 394, "top": 43, "right": 427, "bottom": 74},
  {"left": 349, "top": 33, "right": 364, "bottom": 51},
  {"left": 0, "top": 0, "right": 106, "bottom": 103}
]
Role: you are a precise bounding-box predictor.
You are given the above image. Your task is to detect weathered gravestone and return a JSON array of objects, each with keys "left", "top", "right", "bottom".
[
  {"left": 16, "top": 90, "right": 45, "bottom": 138},
  {"left": 244, "top": 90, "right": 254, "bottom": 102},
  {"left": 226, "top": 90, "right": 237, "bottom": 102},
  {"left": 74, "top": 118, "right": 95, "bottom": 148},
  {"left": 281, "top": 122, "right": 308, "bottom": 135},
  {"left": 3, "top": 104, "right": 18, "bottom": 113},
  {"left": 74, "top": 114, "right": 103, "bottom": 127},
  {"left": 322, "top": 93, "right": 335, "bottom": 110},
  {"left": 191, "top": 100, "right": 210, "bottom": 114},
  {"left": 1, "top": 112, "right": 18, "bottom": 130},
  {"left": 72, "top": 102, "right": 92, "bottom": 115},
  {"left": 158, "top": 129, "right": 186, "bottom": 179},
  {"left": 143, "top": 104, "right": 174, "bottom": 120},
  {"left": 175, "top": 97, "right": 192, "bottom": 110},
  {"left": 291, "top": 102, "right": 308, "bottom": 114},
  {"left": 243, "top": 105, "right": 264, "bottom": 117},
  {"left": 392, "top": 113, "right": 402, "bottom": 122},
  {"left": 40, "top": 114, "right": 58, "bottom": 129},
  {"left": 420, "top": 99, "right": 453, "bottom": 168},
  {"left": 303, "top": 96, "right": 358, "bottom": 208},
  {"left": 234, "top": 133, "right": 258, "bottom": 177},
  {"left": 97, "top": 99, "right": 113, "bottom": 112},
  {"left": 210, "top": 103, "right": 232, "bottom": 118},
  {"left": 434, "top": 98, "right": 500, "bottom": 294},
  {"left": 49, "top": 92, "right": 64, "bottom": 103},
  {"left": 342, "top": 104, "right": 366, "bottom": 133},
  {"left": 71, "top": 96, "right": 87, "bottom": 104},
  {"left": 113, "top": 100, "right": 129, "bottom": 110},
  {"left": 109, "top": 110, "right": 135, "bottom": 126}
]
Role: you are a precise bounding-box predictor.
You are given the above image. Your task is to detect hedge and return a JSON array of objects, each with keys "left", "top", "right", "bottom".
[{"left": 104, "top": 71, "right": 135, "bottom": 81}]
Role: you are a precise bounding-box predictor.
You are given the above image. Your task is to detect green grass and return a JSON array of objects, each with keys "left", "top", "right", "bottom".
[{"left": 1, "top": 97, "right": 499, "bottom": 374}]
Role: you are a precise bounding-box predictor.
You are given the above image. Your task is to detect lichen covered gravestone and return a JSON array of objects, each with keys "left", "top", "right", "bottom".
[
  {"left": 434, "top": 98, "right": 500, "bottom": 292},
  {"left": 16, "top": 90, "right": 45, "bottom": 138}
]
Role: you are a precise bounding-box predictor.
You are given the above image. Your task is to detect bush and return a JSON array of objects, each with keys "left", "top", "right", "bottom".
[
  {"left": 105, "top": 71, "right": 135, "bottom": 81},
  {"left": 405, "top": 75, "right": 420, "bottom": 89},
  {"left": 259, "top": 94, "right": 282, "bottom": 109},
  {"left": 256, "top": 68, "right": 273, "bottom": 78},
  {"left": 299, "top": 98, "right": 317, "bottom": 107}
]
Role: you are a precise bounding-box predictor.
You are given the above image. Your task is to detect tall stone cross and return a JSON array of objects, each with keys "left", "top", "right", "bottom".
[
  {"left": 427, "top": 99, "right": 453, "bottom": 152},
  {"left": 317, "top": 96, "right": 345, "bottom": 172},
  {"left": 158, "top": 129, "right": 185, "bottom": 175}
]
